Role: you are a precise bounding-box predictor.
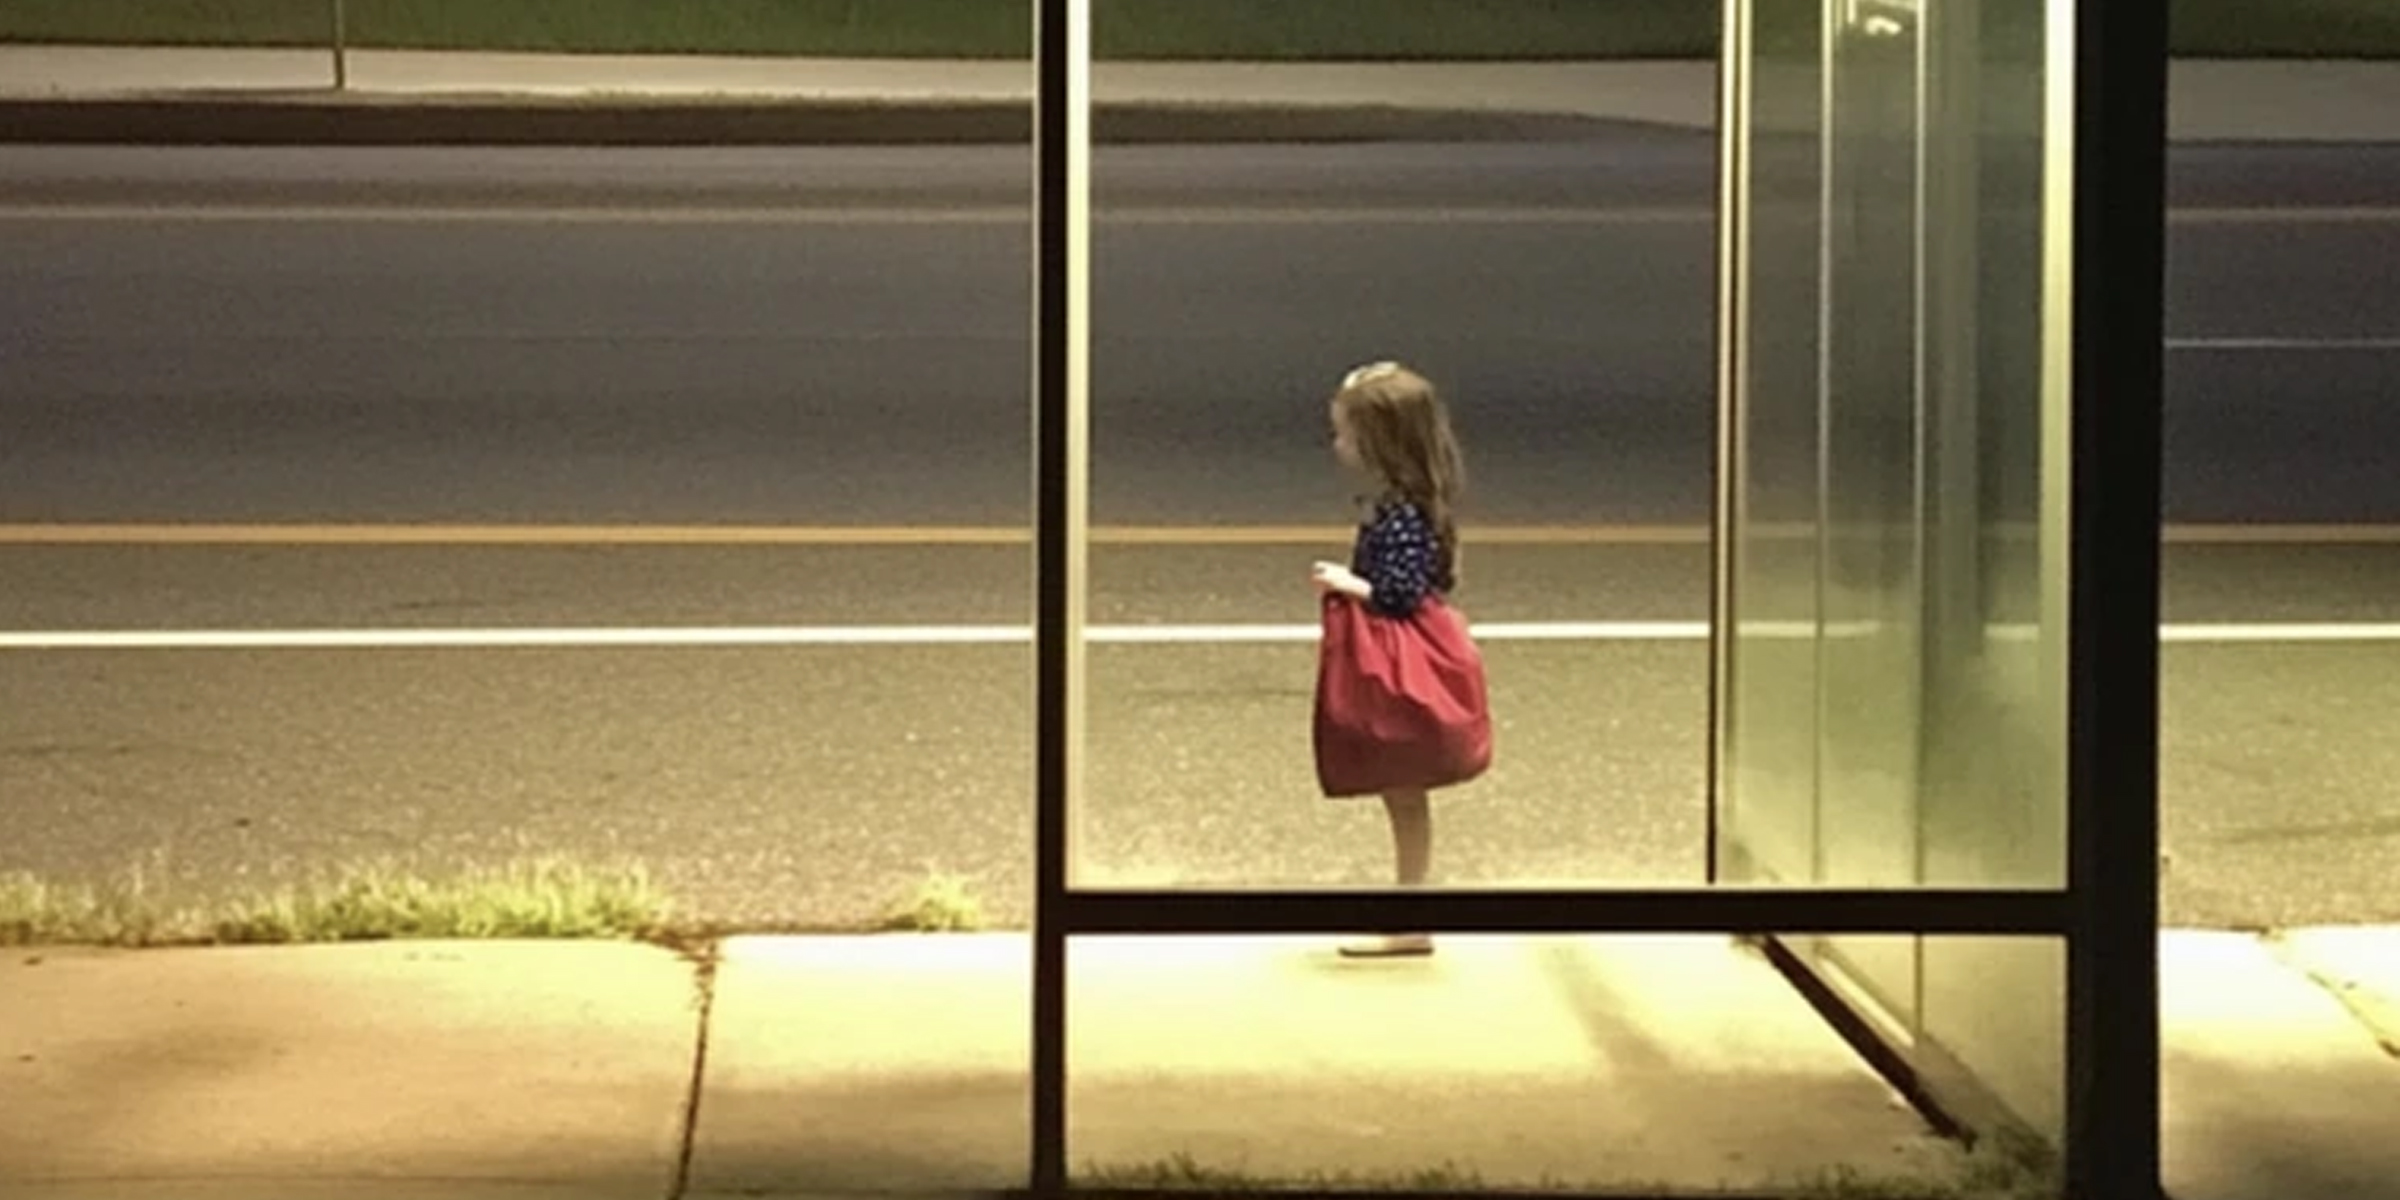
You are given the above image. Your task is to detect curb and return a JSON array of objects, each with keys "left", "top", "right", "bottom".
[{"left": 0, "top": 93, "right": 1679, "bottom": 146}]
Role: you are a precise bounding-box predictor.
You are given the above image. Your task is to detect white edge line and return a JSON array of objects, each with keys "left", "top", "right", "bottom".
[
  {"left": 2, "top": 620, "right": 2396, "bottom": 649},
  {"left": 12, "top": 524, "right": 2400, "bottom": 547},
  {"left": 2161, "top": 624, "right": 2400, "bottom": 643},
  {"left": 0, "top": 622, "right": 1700, "bottom": 650}
]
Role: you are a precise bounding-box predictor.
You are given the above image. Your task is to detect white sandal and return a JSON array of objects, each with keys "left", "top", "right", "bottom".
[{"left": 1338, "top": 933, "right": 1435, "bottom": 958}]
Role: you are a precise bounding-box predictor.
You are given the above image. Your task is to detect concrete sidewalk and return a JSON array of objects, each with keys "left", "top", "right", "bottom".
[
  {"left": 2164, "top": 930, "right": 2400, "bottom": 1200},
  {"left": 3, "top": 46, "right": 2400, "bottom": 142},
  {"left": 2, "top": 930, "right": 2396, "bottom": 1199}
]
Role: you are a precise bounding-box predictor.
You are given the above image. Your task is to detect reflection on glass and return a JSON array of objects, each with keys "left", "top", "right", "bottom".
[
  {"left": 1719, "top": 0, "right": 2067, "bottom": 1174},
  {"left": 1722, "top": 6, "right": 2064, "bottom": 874},
  {"left": 1720, "top": 0, "right": 1831, "bottom": 892},
  {"left": 1066, "top": 933, "right": 2061, "bottom": 1197}
]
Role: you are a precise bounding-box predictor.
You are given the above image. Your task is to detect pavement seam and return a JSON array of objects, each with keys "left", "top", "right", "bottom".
[
  {"left": 670, "top": 938, "right": 725, "bottom": 1199},
  {"left": 2261, "top": 931, "right": 2400, "bottom": 1061}
]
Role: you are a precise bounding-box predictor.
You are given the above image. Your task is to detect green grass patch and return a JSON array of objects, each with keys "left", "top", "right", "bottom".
[
  {"left": 0, "top": 855, "right": 672, "bottom": 947},
  {"left": 1, "top": 0, "right": 2397, "bottom": 58},
  {"left": 2176, "top": 0, "right": 2400, "bottom": 58},
  {"left": 1787, "top": 1164, "right": 2039, "bottom": 1200},
  {"left": 0, "top": 853, "right": 193, "bottom": 947},
  {"left": 0, "top": 0, "right": 1712, "bottom": 59},
  {"left": 1078, "top": 1153, "right": 1531, "bottom": 1193},
  {"left": 0, "top": 0, "right": 326, "bottom": 48},
  {"left": 1077, "top": 1135, "right": 2052, "bottom": 1198},
  {"left": 1092, "top": 0, "right": 1710, "bottom": 61},
  {"left": 878, "top": 867, "right": 985, "bottom": 932}
]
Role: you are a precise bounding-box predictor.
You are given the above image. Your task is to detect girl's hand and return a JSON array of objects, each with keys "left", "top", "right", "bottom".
[{"left": 1312, "top": 561, "right": 1371, "bottom": 599}]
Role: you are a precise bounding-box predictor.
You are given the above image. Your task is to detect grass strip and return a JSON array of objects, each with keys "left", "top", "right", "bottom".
[
  {"left": 1078, "top": 1155, "right": 1529, "bottom": 1193},
  {"left": 1077, "top": 1142, "right": 2056, "bottom": 1199},
  {"left": 2176, "top": 0, "right": 2400, "bottom": 58},
  {"left": 0, "top": 858, "right": 1015, "bottom": 945},
  {"left": 4, "top": 0, "right": 2394, "bottom": 59},
  {"left": 0, "top": 0, "right": 1702, "bottom": 59},
  {"left": 878, "top": 868, "right": 986, "bottom": 932},
  {"left": 0, "top": 855, "right": 671, "bottom": 946}
]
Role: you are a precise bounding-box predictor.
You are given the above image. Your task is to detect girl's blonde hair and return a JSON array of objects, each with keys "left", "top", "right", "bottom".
[{"left": 1333, "top": 360, "right": 1466, "bottom": 587}]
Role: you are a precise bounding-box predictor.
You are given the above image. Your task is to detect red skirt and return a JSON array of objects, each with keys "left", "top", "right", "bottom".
[{"left": 1312, "top": 592, "right": 1494, "bottom": 798}]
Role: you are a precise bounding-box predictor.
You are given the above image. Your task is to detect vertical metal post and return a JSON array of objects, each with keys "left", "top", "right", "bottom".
[
  {"left": 1808, "top": 0, "right": 1837, "bottom": 893},
  {"left": 2061, "top": 0, "right": 2166, "bottom": 1192},
  {"left": 1705, "top": 0, "right": 1747, "bottom": 887},
  {"left": 1032, "top": 0, "right": 1090, "bottom": 1192},
  {"left": 329, "top": 0, "right": 349, "bottom": 92}
]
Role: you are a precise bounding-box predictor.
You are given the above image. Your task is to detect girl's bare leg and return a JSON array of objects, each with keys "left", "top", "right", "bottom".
[
  {"left": 1341, "top": 788, "right": 1435, "bottom": 957},
  {"left": 1383, "top": 788, "right": 1432, "bottom": 886}
]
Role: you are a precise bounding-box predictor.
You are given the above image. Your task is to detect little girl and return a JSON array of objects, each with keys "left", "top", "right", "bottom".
[{"left": 1311, "top": 360, "right": 1473, "bottom": 959}]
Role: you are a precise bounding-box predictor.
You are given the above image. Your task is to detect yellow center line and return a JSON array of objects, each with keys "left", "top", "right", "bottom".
[
  {"left": 2166, "top": 524, "right": 2400, "bottom": 544},
  {"left": 3, "top": 522, "right": 2400, "bottom": 546},
  {"left": 2171, "top": 207, "right": 2400, "bottom": 225},
  {"left": 0, "top": 522, "right": 1700, "bottom": 546}
]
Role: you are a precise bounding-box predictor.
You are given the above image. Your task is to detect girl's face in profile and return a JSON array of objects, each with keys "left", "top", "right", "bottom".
[{"left": 1329, "top": 401, "right": 1363, "bottom": 471}]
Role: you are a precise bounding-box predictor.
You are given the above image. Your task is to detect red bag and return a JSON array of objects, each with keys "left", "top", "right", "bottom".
[{"left": 1312, "top": 592, "right": 1494, "bottom": 798}]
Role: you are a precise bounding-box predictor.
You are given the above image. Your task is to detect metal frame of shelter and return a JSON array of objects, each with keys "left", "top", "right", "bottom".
[{"left": 1025, "top": 1, "right": 2167, "bottom": 1196}]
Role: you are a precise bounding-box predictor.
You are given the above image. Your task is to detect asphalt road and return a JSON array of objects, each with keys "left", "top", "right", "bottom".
[
  {"left": 0, "top": 138, "right": 2395, "bottom": 932},
  {"left": 2, "top": 541, "right": 2399, "bottom": 930},
  {"left": 0, "top": 139, "right": 2395, "bottom": 524}
]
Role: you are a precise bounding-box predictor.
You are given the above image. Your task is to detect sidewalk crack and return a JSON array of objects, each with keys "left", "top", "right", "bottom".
[
  {"left": 2319, "top": 981, "right": 2400, "bottom": 1061},
  {"left": 2263, "top": 932, "right": 2400, "bottom": 1061},
  {"left": 669, "top": 939, "right": 724, "bottom": 1200}
]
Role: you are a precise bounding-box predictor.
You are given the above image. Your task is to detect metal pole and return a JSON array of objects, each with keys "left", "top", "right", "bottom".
[
  {"left": 1031, "top": 0, "right": 1091, "bottom": 1192},
  {"left": 2061, "top": 0, "right": 2168, "bottom": 1191},
  {"left": 329, "top": 0, "right": 348, "bottom": 92}
]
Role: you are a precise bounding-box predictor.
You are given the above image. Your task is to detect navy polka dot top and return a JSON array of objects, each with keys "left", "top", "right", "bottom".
[{"left": 1351, "top": 496, "right": 1455, "bottom": 619}]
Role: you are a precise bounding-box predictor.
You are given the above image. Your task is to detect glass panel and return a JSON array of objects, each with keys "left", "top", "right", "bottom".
[
  {"left": 1717, "top": 0, "right": 2071, "bottom": 1169},
  {"left": 1080, "top": 642, "right": 1706, "bottom": 890},
  {"left": 1718, "top": 0, "right": 2066, "bottom": 894},
  {"left": 1815, "top": 0, "right": 1927, "bottom": 901},
  {"left": 1923, "top": 935, "right": 2067, "bottom": 1141},
  {"left": 1811, "top": 0, "right": 1935, "bottom": 1037},
  {"left": 1078, "top": 1, "right": 1718, "bottom": 895},
  {"left": 1065, "top": 933, "right": 2063, "bottom": 1197},
  {"left": 1720, "top": 0, "right": 1831, "bottom": 889},
  {"left": 1914, "top": 0, "right": 2063, "bottom": 894}
]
